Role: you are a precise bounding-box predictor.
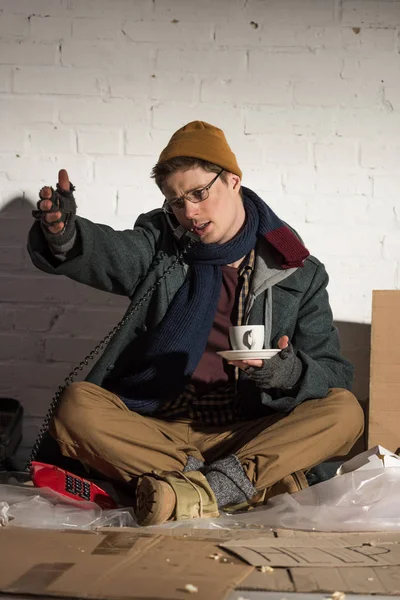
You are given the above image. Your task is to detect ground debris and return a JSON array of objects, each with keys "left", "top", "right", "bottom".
[
  {"left": 258, "top": 565, "right": 274, "bottom": 573},
  {"left": 184, "top": 584, "right": 198, "bottom": 594},
  {"left": 208, "top": 552, "right": 223, "bottom": 560},
  {"left": 329, "top": 592, "right": 346, "bottom": 600}
]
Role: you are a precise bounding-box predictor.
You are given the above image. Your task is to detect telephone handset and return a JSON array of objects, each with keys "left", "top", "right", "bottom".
[
  {"left": 27, "top": 210, "right": 196, "bottom": 492},
  {"left": 162, "top": 202, "right": 199, "bottom": 243}
]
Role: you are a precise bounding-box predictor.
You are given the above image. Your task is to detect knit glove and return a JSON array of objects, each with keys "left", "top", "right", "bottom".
[
  {"left": 32, "top": 182, "right": 77, "bottom": 251},
  {"left": 244, "top": 342, "right": 302, "bottom": 390}
]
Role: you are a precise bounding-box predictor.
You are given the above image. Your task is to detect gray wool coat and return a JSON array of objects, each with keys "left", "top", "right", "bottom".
[{"left": 28, "top": 209, "right": 354, "bottom": 415}]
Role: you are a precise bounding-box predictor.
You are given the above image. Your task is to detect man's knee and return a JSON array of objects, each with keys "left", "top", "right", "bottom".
[
  {"left": 50, "top": 382, "right": 102, "bottom": 440},
  {"left": 325, "top": 388, "right": 365, "bottom": 444}
]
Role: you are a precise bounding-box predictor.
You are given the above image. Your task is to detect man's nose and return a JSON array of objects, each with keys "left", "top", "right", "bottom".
[{"left": 183, "top": 199, "right": 200, "bottom": 219}]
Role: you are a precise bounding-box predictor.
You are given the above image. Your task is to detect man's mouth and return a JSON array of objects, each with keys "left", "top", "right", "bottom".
[{"left": 191, "top": 222, "right": 211, "bottom": 235}]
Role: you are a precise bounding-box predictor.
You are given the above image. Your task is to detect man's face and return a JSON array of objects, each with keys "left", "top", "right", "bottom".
[{"left": 162, "top": 167, "right": 245, "bottom": 245}]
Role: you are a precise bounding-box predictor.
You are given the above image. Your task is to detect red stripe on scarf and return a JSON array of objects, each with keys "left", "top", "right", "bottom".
[{"left": 265, "top": 226, "right": 310, "bottom": 269}]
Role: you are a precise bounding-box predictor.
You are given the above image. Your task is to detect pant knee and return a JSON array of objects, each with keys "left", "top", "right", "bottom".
[
  {"left": 327, "top": 388, "right": 365, "bottom": 445},
  {"left": 50, "top": 382, "right": 99, "bottom": 441}
]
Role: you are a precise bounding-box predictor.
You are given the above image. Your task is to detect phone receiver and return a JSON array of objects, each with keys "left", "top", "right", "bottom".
[
  {"left": 30, "top": 461, "right": 117, "bottom": 510},
  {"left": 162, "top": 203, "right": 199, "bottom": 242}
]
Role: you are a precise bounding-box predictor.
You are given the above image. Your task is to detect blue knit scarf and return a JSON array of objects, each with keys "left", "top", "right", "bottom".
[{"left": 113, "top": 187, "right": 309, "bottom": 413}]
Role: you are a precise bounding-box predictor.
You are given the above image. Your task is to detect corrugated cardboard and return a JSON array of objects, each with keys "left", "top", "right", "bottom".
[
  {"left": 240, "top": 565, "right": 400, "bottom": 595},
  {"left": 227, "top": 530, "right": 400, "bottom": 596},
  {"left": 1, "top": 526, "right": 400, "bottom": 598},
  {"left": 368, "top": 290, "right": 400, "bottom": 452},
  {"left": 222, "top": 535, "right": 400, "bottom": 567},
  {"left": 0, "top": 527, "right": 252, "bottom": 600}
]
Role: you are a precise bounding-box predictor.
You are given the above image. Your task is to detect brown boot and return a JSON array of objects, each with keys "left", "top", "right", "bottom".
[
  {"left": 135, "top": 475, "right": 176, "bottom": 526},
  {"left": 135, "top": 470, "right": 219, "bottom": 527}
]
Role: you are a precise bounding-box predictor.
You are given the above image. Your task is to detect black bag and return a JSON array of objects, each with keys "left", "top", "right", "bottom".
[{"left": 0, "top": 398, "right": 23, "bottom": 469}]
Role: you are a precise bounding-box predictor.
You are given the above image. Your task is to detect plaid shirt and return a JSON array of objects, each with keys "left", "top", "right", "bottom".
[{"left": 154, "top": 250, "right": 256, "bottom": 425}]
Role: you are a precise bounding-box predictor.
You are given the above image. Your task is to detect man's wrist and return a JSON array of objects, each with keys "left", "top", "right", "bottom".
[{"left": 41, "top": 217, "right": 77, "bottom": 255}]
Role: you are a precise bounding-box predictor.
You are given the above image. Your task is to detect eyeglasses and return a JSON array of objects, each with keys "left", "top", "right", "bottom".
[{"left": 163, "top": 169, "right": 224, "bottom": 214}]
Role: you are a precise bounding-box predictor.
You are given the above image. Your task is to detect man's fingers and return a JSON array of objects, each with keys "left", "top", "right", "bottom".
[
  {"left": 39, "top": 186, "right": 52, "bottom": 199},
  {"left": 278, "top": 336, "right": 289, "bottom": 349},
  {"left": 45, "top": 211, "right": 62, "bottom": 224},
  {"left": 47, "top": 223, "right": 64, "bottom": 234},
  {"left": 242, "top": 359, "right": 263, "bottom": 368},
  {"left": 38, "top": 200, "right": 62, "bottom": 223},
  {"left": 39, "top": 199, "right": 52, "bottom": 211},
  {"left": 228, "top": 359, "right": 263, "bottom": 369},
  {"left": 58, "top": 169, "right": 70, "bottom": 191},
  {"left": 36, "top": 175, "right": 68, "bottom": 233}
]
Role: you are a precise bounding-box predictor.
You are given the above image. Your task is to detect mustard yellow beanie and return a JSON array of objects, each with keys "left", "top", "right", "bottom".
[{"left": 157, "top": 120, "right": 242, "bottom": 178}]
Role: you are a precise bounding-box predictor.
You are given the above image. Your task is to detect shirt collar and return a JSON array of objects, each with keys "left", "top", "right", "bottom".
[{"left": 238, "top": 248, "right": 255, "bottom": 277}]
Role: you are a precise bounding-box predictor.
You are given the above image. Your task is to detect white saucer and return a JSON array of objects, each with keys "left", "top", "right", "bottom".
[{"left": 217, "top": 349, "right": 281, "bottom": 361}]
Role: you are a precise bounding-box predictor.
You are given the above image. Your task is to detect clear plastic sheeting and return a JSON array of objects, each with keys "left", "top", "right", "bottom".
[
  {"left": 157, "top": 467, "right": 400, "bottom": 532},
  {"left": 0, "top": 484, "right": 137, "bottom": 530},
  {"left": 2, "top": 465, "right": 400, "bottom": 532},
  {"left": 245, "top": 467, "right": 400, "bottom": 532}
]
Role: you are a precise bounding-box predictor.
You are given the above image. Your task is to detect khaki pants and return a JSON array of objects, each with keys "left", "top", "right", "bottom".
[{"left": 49, "top": 382, "right": 364, "bottom": 493}]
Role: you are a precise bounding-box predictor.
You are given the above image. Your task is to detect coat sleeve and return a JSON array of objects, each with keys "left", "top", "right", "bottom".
[
  {"left": 260, "top": 262, "right": 354, "bottom": 412},
  {"left": 27, "top": 212, "right": 166, "bottom": 297}
]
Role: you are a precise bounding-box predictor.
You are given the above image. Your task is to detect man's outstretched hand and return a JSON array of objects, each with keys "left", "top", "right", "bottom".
[{"left": 38, "top": 169, "right": 71, "bottom": 234}]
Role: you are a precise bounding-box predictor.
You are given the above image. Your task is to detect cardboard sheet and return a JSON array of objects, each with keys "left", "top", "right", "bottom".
[
  {"left": 229, "top": 531, "right": 400, "bottom": 596},
  {"left": 240, "top": 565, "right": 400, "bottom": 595},
  {"left": 0, "top": 527, "right": 252, "bottom": 600},
  {"left": 221, "top": 535, "right": 400, "bottom": 568},
  {"left": 369, "top": 290, "right": 400, "bottom": 453},
  {"left": 1, "top": 526, "right": 400, "bottom": 598}
]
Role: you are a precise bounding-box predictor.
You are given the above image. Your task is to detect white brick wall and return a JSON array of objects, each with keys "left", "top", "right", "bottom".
[{"left": 1, "top": 0, "right": 399, "bottom": 460}]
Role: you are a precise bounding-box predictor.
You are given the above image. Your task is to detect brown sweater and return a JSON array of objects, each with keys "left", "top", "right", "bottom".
[{"left": 191, "top": 265, "right": 239, "bottom": 393}]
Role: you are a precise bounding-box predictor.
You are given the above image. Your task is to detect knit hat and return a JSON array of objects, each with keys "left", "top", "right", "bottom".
[{"left": 157, "top": 121, "right": 242, "bottom": 178}]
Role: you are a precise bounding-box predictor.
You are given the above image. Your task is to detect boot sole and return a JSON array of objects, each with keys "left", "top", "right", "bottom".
[{"left": 135, "top": 476, "right": 176, "bottom": 526}]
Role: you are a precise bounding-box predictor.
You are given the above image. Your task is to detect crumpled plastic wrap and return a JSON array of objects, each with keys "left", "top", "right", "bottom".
[
  {"left": 0, "top": 484, "right": 138, "bottom": 530},
  {"left": 2, "top": 464, "right": 400, "bottom": 532},
  {"left": 157, "top": 468, "right": 400, "bottom": 532},
  {"left": 244, "top": 467, "right": 400, "bottom": 532}
]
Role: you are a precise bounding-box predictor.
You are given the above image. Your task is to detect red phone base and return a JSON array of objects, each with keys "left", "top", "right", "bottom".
[{"left": 30, "top": 461, "right": 117, "bottom": 510}]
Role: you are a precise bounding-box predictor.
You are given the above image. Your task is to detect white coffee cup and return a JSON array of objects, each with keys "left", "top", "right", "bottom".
[{"left": 229, "top": 325, "right": 265, "bottom": 351}]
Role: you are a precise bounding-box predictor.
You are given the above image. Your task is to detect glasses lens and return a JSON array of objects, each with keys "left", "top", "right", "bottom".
[{"left": 188, "top": 189, "right": 208, "bottom": 204}]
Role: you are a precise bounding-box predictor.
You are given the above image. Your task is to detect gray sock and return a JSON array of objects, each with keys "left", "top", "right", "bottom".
[
  {"left": 183, "top": 455, "right": 205, "bottom": 473},
  {"left": 205, "top": 455, "right": 256, "bottom": 508}
]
